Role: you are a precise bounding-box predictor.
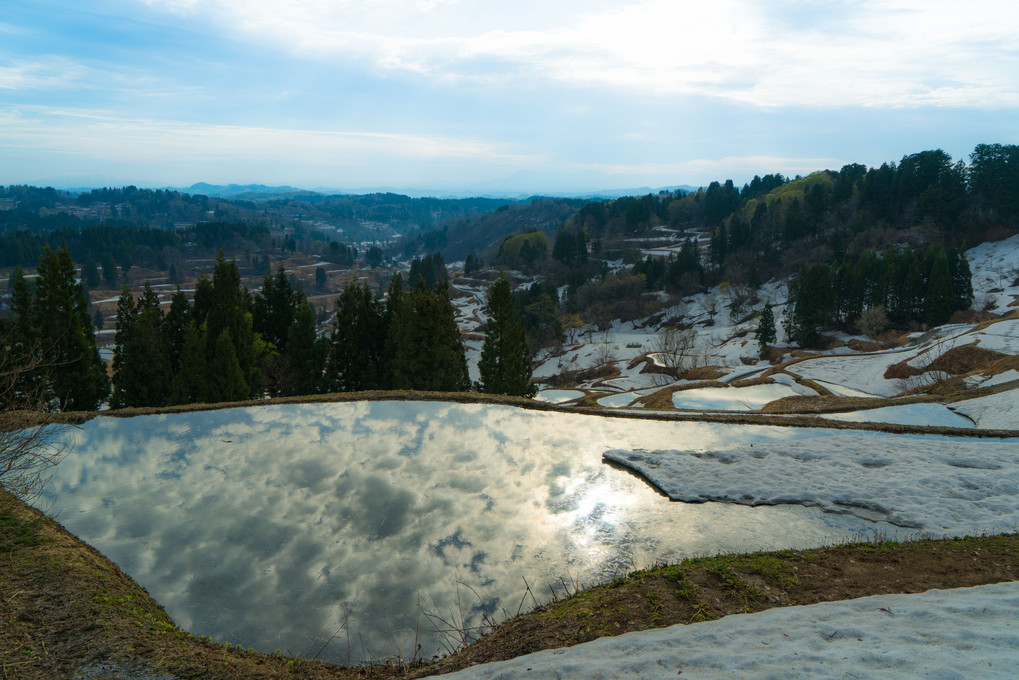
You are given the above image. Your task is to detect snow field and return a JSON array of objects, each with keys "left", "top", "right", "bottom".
[
  {"left": 433, "top": 582, "right": 1019, "bottom": 680},
  {"left": 820, "top": 403, "right": 975, "bottom": 428},
  {"left": 949, "top": 387, "right": 1019, "bottom": 430}
]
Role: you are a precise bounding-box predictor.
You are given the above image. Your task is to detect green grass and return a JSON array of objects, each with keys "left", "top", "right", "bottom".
[{"left": 0, "top": 511, "right": 41, "bottom": 547}]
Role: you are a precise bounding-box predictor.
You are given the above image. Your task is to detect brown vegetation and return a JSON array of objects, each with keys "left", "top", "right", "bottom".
[{"left": 680, "top": 366, "right": 726, "bottom": 381}]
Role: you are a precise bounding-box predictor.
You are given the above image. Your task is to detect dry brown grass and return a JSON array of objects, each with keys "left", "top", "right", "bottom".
[
  {"left": 760, "top": 393, "right": 936, "bottom": 414},
  {"left": 797, "top": 378, "right": 833, "bottom": 396},
  {"left": 728, "top": 376, "right": 773, "bottom": 388},
  {"left": 633, "top": 387, "right": 679, "bottom": 410},
  {"left": 883, "top": 359, "right": 924, "bottom": 380},
  {"left": 681, "top": 366, "right": 726, "bottom": 381},
  {"left": 847, "top": 338, "right": 883, "bottom": 352},
  {"left": 758, "top": 346, "right": 787, "bottom": 364},
  {"left": 930, "top": 344, "right": 1009, "bottom": 375}
]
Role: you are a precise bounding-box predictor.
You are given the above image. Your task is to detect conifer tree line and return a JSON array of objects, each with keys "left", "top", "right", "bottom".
[
  {"left": 3, "top": 247, "right": 535, "bottom": 411},
  {"left": 786, "top": 245, "right": 973, "bottom": 347}
]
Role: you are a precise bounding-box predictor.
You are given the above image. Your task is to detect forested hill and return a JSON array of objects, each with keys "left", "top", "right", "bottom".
[
  {"left": 0, "top": 185, "right": 515, "bottom": 266},
  {"left": 3, "top": 143, "right": 1017, "bottom": 275},
  {"left": 401, "top": 145, "right": 1017, "bottom": 278},
  {"left": 560, "top": 144, "right": 1018, "bottom": 272}
]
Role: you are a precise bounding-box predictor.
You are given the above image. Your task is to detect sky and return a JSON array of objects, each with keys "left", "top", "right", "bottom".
[{"left": 1, "top": 0, "right": 1018, "bottom": 196}]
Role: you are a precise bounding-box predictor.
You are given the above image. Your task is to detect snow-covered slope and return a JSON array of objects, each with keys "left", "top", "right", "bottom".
[
  {"left": 434, "top": 582, "right": 1019, "bottom": 680},
  {"left": 461, "top": 235, "right": 1019, "bottom": 420}
]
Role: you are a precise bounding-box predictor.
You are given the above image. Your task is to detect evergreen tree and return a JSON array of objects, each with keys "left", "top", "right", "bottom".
[
  {"left": 947, "top": 247, "right": 974, "bottom": 312},
  {"left": 111, "top": 283, "right": 172, "bottom": 408},
  {"left": 110, "top": 287, "right": 137, "bottom": 409},
  {"left": 206, "top": 252, "right": 256, "bottom": 397},
  {"left": 6, "top": 267, "right": 41, "bottom": 399},
  {"left": 172, "top": 321, "right": 207, "bottom": 403},
  {"left": 253, "top": 266, "right": 299, "bottom": 352},
  {"left": 191, "top": 273, "right": 214, "bottom": 329},
  {"left": 757, "top": 304, "right": 777, "bottom": 348},
  {"left": 31, "top": 247, "right": 109, "bottom": 410},
  {"left": 162, "top": 289, "right": 191, "bottom": 375},
  {"left": 102, "top": 253, "right": 119, "bottom": 288},
  {"left": 464, "top": 253, "right": 482, "bottom": 276},
  {"left": 82, "top": 259, "right": 101, "bottom": 289},
  {"left": 924, "top": 250, "right": 954, "bottom": 327},
  {"left": 783, "top": 200, "right": 807, "bottom": 242},
  {"left": 788, "top": 265, "right": 835, "bottom": 347},
  {"left": 326, "top": 282, "right": 386, "bottom": 392},
  {"left": 207, "top": 328, "right": 248, "bottom": 402},
  {"left": 285, "top": 301, "right": 324, "bottom": 396},
  {"left": 709, "top": 223, "right": 727, "bottom": 266},
  {"left": 380, "top": 274, "right": 404, "bottom": 390},
  {"left": 479, "top": 275, "right": 536, "bottom": 397},
  {"left": 393, "top": 281, "right": 469, "bottom": 392}
]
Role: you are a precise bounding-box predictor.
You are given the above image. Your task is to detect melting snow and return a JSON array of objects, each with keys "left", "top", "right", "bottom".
[
  {"left": 433, "top": 582, "right": 1019, "bottom": 680},
  {"left": 604, "top": 431, "right": 1019, "bottom": 533},
  {"left": 821, "top": 403, "right": 975, "bottom": 428}
]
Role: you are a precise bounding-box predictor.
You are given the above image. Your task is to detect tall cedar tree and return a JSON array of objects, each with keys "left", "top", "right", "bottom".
[
  {"left": 162, "top": 289, "right": 191, "bottom": 376},
  {"left": 253, "top": 266, "right": 299, "bottom": 353},
  {"left": 285, "top": 302, "right": 325, "bottom": 396},
  {"left": 393, "top": 281, "right": 469, "bottom": 392},
  {"left": 207, "top": 329, "right": 248, "bottom": 402},
  {"left": 6, "top": 268, "right": 42, "bottom": 400},
  {"left": 757, "top": 304, "right": 777, "bottom": 349},
  {"left": 205, "top": 252, "right": 257, "bottom": 397},
  {"left": 253, "top": 266, "right": 324, "bottom": 396},
  {"left": 380, "top": 274, "right": 404, "bottom": 389},
  {"left": 18, "top": 247, "right": 109, "bottom": 410},
  {"left": 479, "top": 275, "right": 536, "bottom": 397},
  {"left": 111, "top": 283, "right": 172, "bottom": 408},
  {"left": 326, "top": 282, "right": 387, "bottom": 392},
  {"left": 172, "top": 321, "right": 206, "bottom": 403}
]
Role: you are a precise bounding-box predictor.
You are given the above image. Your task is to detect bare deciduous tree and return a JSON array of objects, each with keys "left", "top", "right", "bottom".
[
  {"left": 651, "top": 327, "right": 697, "bottom": 380},
  {"left": 1, "top": 336, "right": 69, "bottom": 507},
  {"left": 856, "top": 305, "right": 889, "bottom": 339},
  {"left": 591, "top": 338, "right": 617, "bottom": 369},
  {"left": 700, "top": 294, "right": 721, "bottom": 325}
]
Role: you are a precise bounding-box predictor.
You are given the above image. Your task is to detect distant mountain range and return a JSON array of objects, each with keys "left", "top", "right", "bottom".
[{"left": 175, "top": 182, "right": 701, "bottom": 201}]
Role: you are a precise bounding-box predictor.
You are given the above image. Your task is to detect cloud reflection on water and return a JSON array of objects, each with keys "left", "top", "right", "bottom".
[{"left": 44, "top": 401, "right": 882, "bottom": 662}]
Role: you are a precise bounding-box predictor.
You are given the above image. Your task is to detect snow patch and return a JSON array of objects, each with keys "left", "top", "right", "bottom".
[
  {"left": 433, "top": 582, "right": 1019, "bottom": 680},
  {"left": 604, "top": 432, "right": 1019, "bottom": 533},
  {"left": 821, "top": 403, "right": 975, "bottom": 428}
]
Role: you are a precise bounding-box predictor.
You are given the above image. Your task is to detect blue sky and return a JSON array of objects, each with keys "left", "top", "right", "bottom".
[{"left": 2, "top": 0, "right": 1017, "bottom": 195}]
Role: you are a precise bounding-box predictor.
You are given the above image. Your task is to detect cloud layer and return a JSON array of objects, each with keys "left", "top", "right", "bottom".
[{"left": 3, "top": 0, "right": 1018, "bottom": 190}]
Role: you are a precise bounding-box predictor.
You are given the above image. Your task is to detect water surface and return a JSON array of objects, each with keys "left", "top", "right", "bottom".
[{"left": 43, "top": 401, "right": 889, "bottom": 663}]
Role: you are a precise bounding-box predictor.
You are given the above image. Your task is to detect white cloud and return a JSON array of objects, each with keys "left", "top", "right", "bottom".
[
  {"left": 0, "top": 57, "right": 91, "bottom": 90},
  {"left": 0, "top": 106, "right": 538, "bottom": 166},
  {"left": 134, "top": 0, "right": 1019, "bottom": 108}
]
